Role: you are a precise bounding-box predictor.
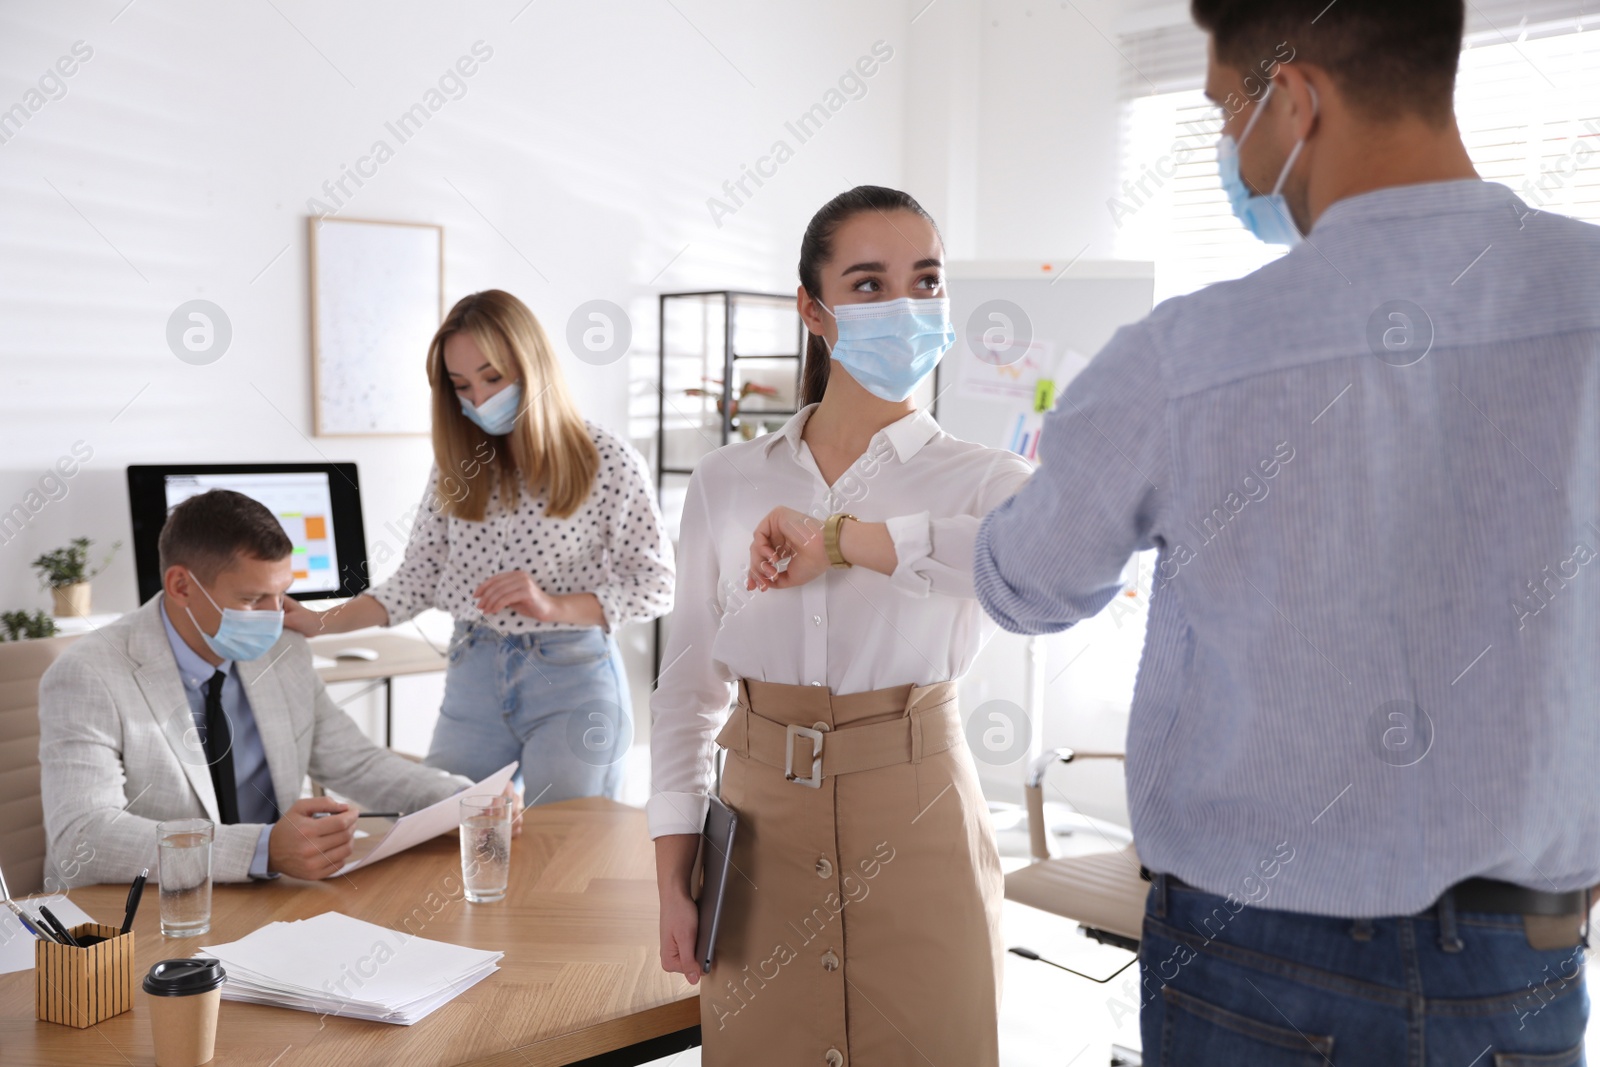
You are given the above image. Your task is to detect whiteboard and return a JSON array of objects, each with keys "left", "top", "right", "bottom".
[
  {"left": 309, "top": 217, "right": 443, "bottom": 436},
  {"left": 934, "top": 260, "right": 1156, "bottom": 456}
]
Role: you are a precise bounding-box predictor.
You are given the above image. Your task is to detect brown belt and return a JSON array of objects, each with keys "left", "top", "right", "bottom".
[{"left": 716, "top": 686, "right": 963, "bottom": 787}]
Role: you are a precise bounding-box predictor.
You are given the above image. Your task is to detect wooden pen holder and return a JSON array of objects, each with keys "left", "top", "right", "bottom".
[{"left": 35, "top": 923, "right": 136, "bottom": 1028}]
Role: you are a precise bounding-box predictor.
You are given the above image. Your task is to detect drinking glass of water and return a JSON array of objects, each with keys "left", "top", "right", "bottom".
[
  {"left": 156, "top": 818, "right": 213, "bottom": 938},
  {"left": 460, "top": 795, "right": 512, "bottom": 904}
]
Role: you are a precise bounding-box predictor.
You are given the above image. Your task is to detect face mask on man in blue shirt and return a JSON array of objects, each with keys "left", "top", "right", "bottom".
[{"left": 1218, "top": 81, "right": 1320, "bottom": 247}]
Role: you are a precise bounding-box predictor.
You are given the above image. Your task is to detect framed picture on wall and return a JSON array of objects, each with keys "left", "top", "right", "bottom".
[{"left": 308, "top": 216, "right": 444, "bottom": 436}]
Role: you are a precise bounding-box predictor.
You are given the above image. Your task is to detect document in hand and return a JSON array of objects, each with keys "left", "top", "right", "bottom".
[
  {"left": 198, "top": 911, "right": 503, "bottom": 1025},
  {"left": 336, "top": 761, "right": 519, "bottom": 875}
]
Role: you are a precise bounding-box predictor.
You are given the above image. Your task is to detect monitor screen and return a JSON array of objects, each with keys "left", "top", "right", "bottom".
[{"left": 127, "top": 463, "right": 369, "bottom": 604}]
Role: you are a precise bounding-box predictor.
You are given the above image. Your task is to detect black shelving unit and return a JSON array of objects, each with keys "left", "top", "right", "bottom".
[{"left": 653, "top": 290, "right": 805, "bottom": 676}]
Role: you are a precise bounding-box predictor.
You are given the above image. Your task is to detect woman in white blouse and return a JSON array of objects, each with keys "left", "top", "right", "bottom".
[
  {"left": 650, "top": 187, "right": 1033, "bottom": 1066},
  {"left": 284, "top": 289, "right": 674, "bottom": 803}
]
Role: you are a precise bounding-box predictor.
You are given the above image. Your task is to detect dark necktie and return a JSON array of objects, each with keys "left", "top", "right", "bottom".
[{"left": 203, "top": 669, "right": 240, "bottom": 825}]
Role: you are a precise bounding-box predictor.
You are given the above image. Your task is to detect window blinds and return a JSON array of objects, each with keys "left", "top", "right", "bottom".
[{"left": 1113, "top": 1, "right": 1600, "bottom": 301}]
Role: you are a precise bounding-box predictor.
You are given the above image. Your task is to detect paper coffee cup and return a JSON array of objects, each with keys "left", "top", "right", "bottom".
[{"left": 143, "top": 958, "right": 227, "bottom": 1067}]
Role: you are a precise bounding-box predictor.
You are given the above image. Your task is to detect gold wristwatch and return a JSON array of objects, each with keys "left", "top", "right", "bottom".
[{"left": 824, "top": 512, "right": 857, "bottom": 568}]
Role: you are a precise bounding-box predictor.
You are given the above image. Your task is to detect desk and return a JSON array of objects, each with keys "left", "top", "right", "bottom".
[
  {"left": 308, "top": 631, "right": 447, "bottom": 748},
  {"left": 0, "top": 799, "right": 700, "bottom": 1066}
]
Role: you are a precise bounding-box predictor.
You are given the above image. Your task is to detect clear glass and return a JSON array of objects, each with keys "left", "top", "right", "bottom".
[
  {"left": 459, "top": 794, "right": 512, "bottom": 904},
  {"left": 156, "top": 818, "right": 213, "bottom": 938}
]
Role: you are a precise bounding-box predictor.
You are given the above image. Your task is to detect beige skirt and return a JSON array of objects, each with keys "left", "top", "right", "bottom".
[{"left": 699, "top": 677, "right": 1004, "bottom": 1067}]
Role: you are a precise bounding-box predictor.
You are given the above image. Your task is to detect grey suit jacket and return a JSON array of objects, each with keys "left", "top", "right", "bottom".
[{"left": 38, "top": 595, "right": 471, "bottom": 886}]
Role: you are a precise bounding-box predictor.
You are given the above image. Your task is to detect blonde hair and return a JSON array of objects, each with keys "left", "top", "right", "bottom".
[{"left": 427, "top": 289, "right": 599, "bottom": 520}]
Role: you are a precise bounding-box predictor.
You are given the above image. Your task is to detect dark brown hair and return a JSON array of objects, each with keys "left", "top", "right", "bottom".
[
  {"left": 1192, "top": 0, "right": 1464, "bottom": 125},
  {"left": 797, "top": 186, "right": 942, "bottom": 406},
  {"left": 157, "top": 489, "right": 292, "bottom": 583}
]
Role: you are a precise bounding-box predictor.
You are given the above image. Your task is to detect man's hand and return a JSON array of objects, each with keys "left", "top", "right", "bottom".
[
  {"left": 747, "top": 506, "right": 828, "bottom": 591},
  {"left": 268, "top": 797, "right": 358, "bottom": 879}
]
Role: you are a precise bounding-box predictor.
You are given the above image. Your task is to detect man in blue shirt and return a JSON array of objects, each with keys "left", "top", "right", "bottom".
[
  {"left": 974, "top": 0, "right": 1600, "bottom": 1062},
  {"left": 41, "top": 489, "right": 479, "bottom": 884}
]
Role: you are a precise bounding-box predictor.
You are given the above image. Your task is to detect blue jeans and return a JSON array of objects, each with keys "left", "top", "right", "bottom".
[
  {"left": 423, "top": 620, "right": 632, "bottom": 803},
  {"left": 1138, "top": 874, "right": 1588, "bottom": 1066}
]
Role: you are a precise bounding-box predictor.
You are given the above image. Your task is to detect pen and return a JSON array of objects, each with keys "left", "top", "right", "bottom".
[
  {"left": 120, "top": 868, "right": 148, "bottom": 935},
  {"left": 4, "top": 901, "right": 55, "bottom": 943},
  {"left": 38, "top": 906, "right": 81, "bottom": 948},
  {"left": 312, "top": 811, "right": 402, "bottom": 819}
]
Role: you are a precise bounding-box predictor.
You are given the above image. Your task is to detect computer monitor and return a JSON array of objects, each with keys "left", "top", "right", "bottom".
[{"left": 127, "top": 463, "right": 370, "bottom": 604}]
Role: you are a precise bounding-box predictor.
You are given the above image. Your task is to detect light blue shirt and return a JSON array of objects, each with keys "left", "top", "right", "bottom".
[
  {"left": 159, "top": 599, "right": 278, "bottom": 879},
  {"left": 975, "top": 179, "right": 1600, "bottom": 918}
]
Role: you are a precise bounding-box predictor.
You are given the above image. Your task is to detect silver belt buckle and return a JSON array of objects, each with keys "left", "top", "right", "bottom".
[{"left": 785, "top": 723, "right": 825, "bottom": 788}]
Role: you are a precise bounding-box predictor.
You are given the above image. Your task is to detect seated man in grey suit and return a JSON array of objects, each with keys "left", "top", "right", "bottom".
[{"left": 40, "top": 488, "right": 475, "bottom": 885}]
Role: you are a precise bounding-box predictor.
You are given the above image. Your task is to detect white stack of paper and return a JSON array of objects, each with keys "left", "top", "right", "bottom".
[{"left": 198, "top": 911, "right": 502, "bottom": 1025}]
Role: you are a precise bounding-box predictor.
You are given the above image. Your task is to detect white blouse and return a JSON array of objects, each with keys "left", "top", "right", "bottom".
[
  {"left": 647, "top": 403, "right": 1034, "bottom": 838},
  {"left": 368, "top": 420, "right": 674, "bottom": 635}
]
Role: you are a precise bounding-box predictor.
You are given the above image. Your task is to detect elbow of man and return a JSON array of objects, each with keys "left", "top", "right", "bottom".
[
  {"left": 971, "top": 548, "right": 1079, "bottom": 637},
  {"left": 44, "top": 818, "right": 121, "bottom": 890},
  {"left": 977, "top": 586, "right": 1082, "bottom": 636}
]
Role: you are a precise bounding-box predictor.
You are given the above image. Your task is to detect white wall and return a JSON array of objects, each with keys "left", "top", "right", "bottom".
[
  {"left": 0, "top": 0, "right": 913, "bottom": 609},
  {"left": 1, "top": 0, "right": 1136, "bottom": 795}
]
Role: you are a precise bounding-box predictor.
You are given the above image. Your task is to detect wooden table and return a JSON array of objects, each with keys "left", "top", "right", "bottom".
[{"left": 0, "top": 799, "right": 700, "bottom": 1066}]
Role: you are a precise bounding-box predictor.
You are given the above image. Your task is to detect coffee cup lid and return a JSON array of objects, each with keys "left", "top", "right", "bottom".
[{"left": 143, "top": 957, "right": 227, "bottom": 997}]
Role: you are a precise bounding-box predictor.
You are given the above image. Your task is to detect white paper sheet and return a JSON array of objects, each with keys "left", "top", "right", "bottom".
[
  {"left": 0, "top": 896, "right": 97, "bottom": 975},
  {"left": 335, "top": 762, "right": 518, "bottom": 875}
]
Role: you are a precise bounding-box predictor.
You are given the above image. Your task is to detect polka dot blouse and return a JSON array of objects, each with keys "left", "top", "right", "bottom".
[{"left": 367, "top": 420, "right": 675, "bottom": 634}]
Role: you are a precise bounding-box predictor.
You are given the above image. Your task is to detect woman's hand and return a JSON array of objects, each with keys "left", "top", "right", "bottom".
[
  {"left": 280, "top": 595, "right": 326, "bottom": 637},
  {"left": 658, "top": 888, "right": 702, "bottom": 985},
  {"left": 747, "top": 506, "right": 829, "bottom": 591},
  {"left": 475, "top": 570, "right": 558, "bottom": 620}
]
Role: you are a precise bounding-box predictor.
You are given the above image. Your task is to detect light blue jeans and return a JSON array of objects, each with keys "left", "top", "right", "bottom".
[{"left": 423, "top": 620, "right": 632, "bottom": 803}]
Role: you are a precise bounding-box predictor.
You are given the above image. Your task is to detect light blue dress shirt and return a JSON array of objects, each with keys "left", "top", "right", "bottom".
[
  {"left": 975, "top": 179, "right": 1600, "bottom": 918},
  {"left": 160, "top": 600, "right": 279, "bottom": 878}
]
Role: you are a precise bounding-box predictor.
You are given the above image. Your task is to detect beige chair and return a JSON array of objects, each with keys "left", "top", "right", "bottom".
[
  {"left": 1005, "top": 747, "right": 1148, "bottom": 955},
  {"left": 0, "top": 633, "right": 83, "bottom": 896}
]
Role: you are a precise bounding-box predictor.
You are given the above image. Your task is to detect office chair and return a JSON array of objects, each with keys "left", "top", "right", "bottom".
[
  {"left": 1005, "top": 747, "right": 1148, "bottom": 1067},
  {"left": 0, "top": 633, "right": 83, "bottom": 896}
]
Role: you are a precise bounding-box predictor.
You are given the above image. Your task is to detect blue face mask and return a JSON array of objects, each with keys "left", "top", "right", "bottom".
[
  {"left": 1217, "top": 82, "right": 1317, "bottom": 247},
  {"left": 822, "top": 296, "right": 955, "bottom": 402},
  {"left": 459, "top": 382, "right": 523, "bottom": 435},
  {"left": 184, "top": 573, "right": 284, "bottom": 662}
]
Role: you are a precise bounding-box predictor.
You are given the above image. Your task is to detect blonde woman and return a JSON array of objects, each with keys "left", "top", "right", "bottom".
[
  {"left": 650, "top": 187, "right": 1033, "bottom": 1066},
  {"left": 285, "top": 290, "right": 674, "bottom": 802}
]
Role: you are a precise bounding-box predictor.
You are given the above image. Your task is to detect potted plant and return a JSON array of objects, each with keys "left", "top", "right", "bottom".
[
  {"left": 32, "top": 536, "right": 120, "bottom": 617},
  {"left": 0, "top": 609, "right": 59, "bottom": 642}
]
